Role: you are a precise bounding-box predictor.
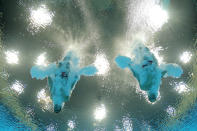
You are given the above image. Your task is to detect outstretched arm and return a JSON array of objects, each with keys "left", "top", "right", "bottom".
[
  {"left": 159, "top": 63, "right": 183, "bottom": 78},
  {"left": 115, "top": 55, "right": 133, "bottom": 69},
  {"left": 30, "top": 63, "right": 57, "bottom": 80},
  {"left": 79, "top": 65, "right": 98, "bottom": 76}
]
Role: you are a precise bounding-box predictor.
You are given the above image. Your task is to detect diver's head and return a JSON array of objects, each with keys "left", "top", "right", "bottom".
[
  {"left": 53, "top": 99, "right": 64, "bottom": 113},
  {"left": 148, "top": 93, "right": 157, "bottom": 103},
  {"left": 54, "top": 104, "right": 62, "bottom": 113}
]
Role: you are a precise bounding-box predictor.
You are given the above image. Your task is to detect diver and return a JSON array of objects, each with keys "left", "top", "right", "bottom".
[
  {"left": 30, "top": 51, "right": 98, "bottom": 113},
  {"left": 115, "top": 41, "right": 183, "bottom": 103}
]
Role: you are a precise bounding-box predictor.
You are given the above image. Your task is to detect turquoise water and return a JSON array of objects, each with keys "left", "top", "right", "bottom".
[
  {"left": 0, "top": 104, "right": 30, "bottom": 130},
  {"left": 1, "top": 102, "right": 197, "bottom": 130}
]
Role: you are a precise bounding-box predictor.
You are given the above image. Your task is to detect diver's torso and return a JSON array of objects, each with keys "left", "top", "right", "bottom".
[
  {"left": 48, "top": 61, "right": 79, "bottom": 96},
  {"left": 130, "top": 59, "right": 162, "bottom": 91}
]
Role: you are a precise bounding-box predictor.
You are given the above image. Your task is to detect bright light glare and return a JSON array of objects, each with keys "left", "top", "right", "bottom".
[
  {"left": 30, "top": 5, "right": 53, "bottom": 29},
  {"left": 94, "top": 53, "right": 110, "bottom": 75},
  {"left": 180, "top": 51, "right": 192, "bottom": 64},
  {"left": 94, "top": 104, "right": 106, "bottom": 121},
  {"left": 10, "top": 80, "right": 24, "bottom": 94},
  {"left": 166, "top": 106, "right": 176, "bottom": 117},
  {"left": 122, "top": 116, "right": 133, "bottom": 131},
  {"left": 147, "top": 4, "right": 169, "bottom": 29},
  {"left": 175, "top": 82, "right": 190, "bottom": 94},
  {"left": 46, "top": 124, "right": 56, "bottom": 131},
  {"left": 5, "top": 50, "right": 19, "bottom": 64},
  {"left": 35, "top": 52, "right": 47, "bottom": 66},
  {"left": 37, "top": 89, "right": 52, "bottom": 110},
  {"left": 67, "top": 120, "right": 76, "bottom": 130}
]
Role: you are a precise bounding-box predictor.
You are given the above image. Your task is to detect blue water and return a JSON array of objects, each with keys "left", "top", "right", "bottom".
[
  {"left": 0, "top": 104, "right": 30, "bottom": 130},
  {"left": 161, "top": 102, "right": 197, "bottom": 131},
  {"left": 2, "top": 102, "right": 197, "bottom": 130}
]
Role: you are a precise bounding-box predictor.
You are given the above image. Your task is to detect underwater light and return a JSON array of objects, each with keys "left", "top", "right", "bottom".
[
  {"left": 67, "top": 120, "right": 76, "bottom": 130},
  {"left": 180, "top": 51, "right": 192, "bottom": 64},
  {"left": 37, "top": 89, "right": 52, "bottom": 110},
  {"left": 174, "top": 82, "right": 190, "bottom": 94},
  {"left": 94, "top": 53, "right": 110, "bottom": 75},
  {"left": 5, "top": 50, "right": 19, "bottom": 64},
  {"left": 166, "top": 106, "right": 176, "bottom": 117},
  {"left": 122, "top": 116, "right": 133, "bottom": 131},
  {"left": 10, "top": 80, "right": 24, "bottom": 94},
  {"left": 30, "top": 5, "right": 53, "bottom": 29},
  {"left": 46, "top": 124, "right": 56, "bottom": 131},
  {"left": 35, "top": 52, "right": 48, "bottom": 66},
  {"left": 147, "top": 4, "right": 169, "bottom": 30},
  {"left": 94, "top": 104, "right": 106, "bottom": 121}
]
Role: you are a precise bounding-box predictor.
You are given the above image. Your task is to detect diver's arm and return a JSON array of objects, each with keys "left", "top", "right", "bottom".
[
  {"left": 79, "top": 65, "right": 98, "bottom": 76},
  {"left": 115, "top": 55, "right": 133, "bottom": 69},
  {"left": 159, "top": 63, "right": 183, "bottom": 78},
  {"left": 30, "top": 63, "right": 57, "bottom": 80}
]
